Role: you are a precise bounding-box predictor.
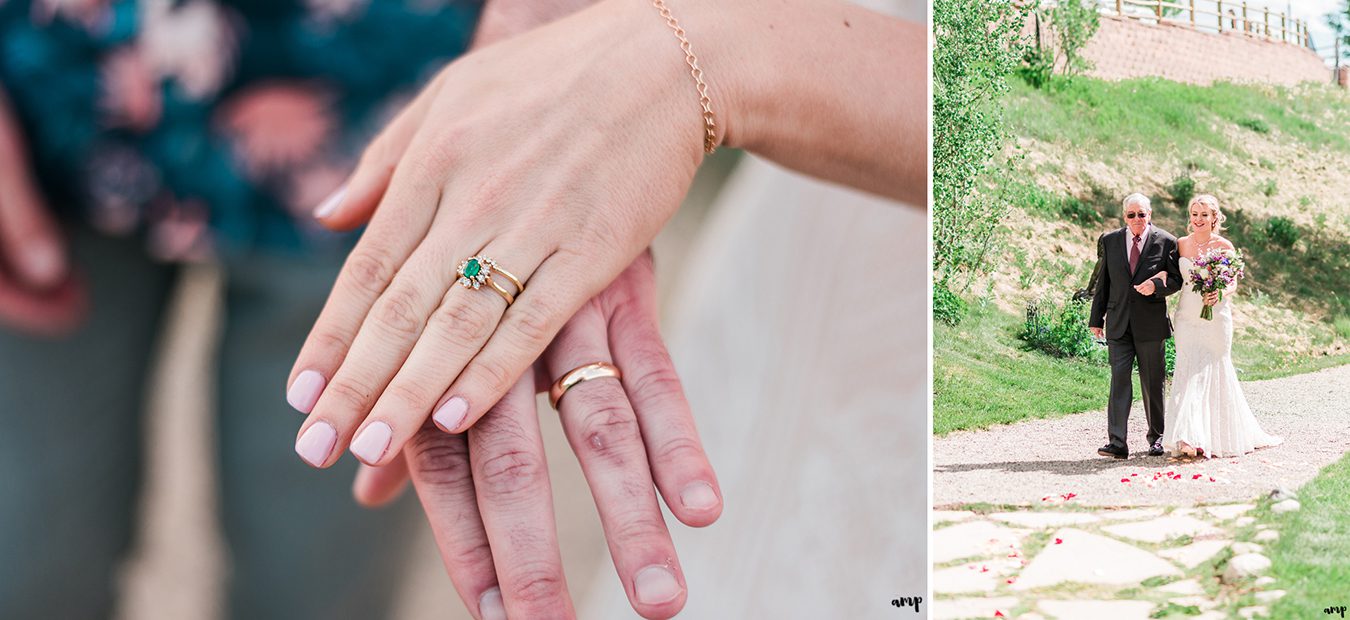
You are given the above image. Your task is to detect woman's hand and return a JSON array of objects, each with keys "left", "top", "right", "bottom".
[
  {"left": 0, "top": 85, "right": 85, "bottom": 336},
  {"left": 355, "top": 252, "right": 722, "bottom": 619},
  {"left": 285, "top": 0, "right": 712, "bottom": 467},
  {"left": 1203, "top": 291, "right": 1219, "bottom": 306}
]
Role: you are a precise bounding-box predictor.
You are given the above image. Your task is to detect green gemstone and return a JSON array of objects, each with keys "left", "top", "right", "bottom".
[{"left": 464, "top": 259, "right": 481, "bottom": 278}]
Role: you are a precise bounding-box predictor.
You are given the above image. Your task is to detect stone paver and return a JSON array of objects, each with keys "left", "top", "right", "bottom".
[
  {"left": 1224, "top": 553, "right": 1272, "bottom": 582},
  {"left": 932, "top": 597, "right": 1019, "bottom": 620},
  {"left": 1096, "top": 508, "right": 1165, "bottom": 521},
  {"left": 932, "top": 562, "right": 1001, "bottom": 594},
  {"left": 932, "top": 520, "right": 1024, "bottom": 564},
  {"left": 1159, "top": 579, "right": 1205, "bottom": 595},
  {"left": 1254, "top": 530, "right": 1279, "bottom": 542},
  {"left": 1206, "top": 503, "right": 1255, "bottom": 521},
  {"left": 1101, "top": 515, "right": 1223, "bottom": 543},
  {"left": 933, "top": 510, "right": 975, "bottom": 525},
  {"left": 1158, "top": 539, "right": 1232, "bottom": 568},
  {"left": 989, "top": 511, "right": 1100, "bottom": 528},
  {"left": 1013, "top": 528, "right": 1180, "bottom": 590},
  {"left": 1038, "top": 599, "right": 1155, "bottom": 620}
]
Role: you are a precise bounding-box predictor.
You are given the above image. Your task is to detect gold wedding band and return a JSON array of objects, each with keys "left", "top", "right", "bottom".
[
  {"left": 456, "top": 255, "right": 524, "bottom": 305},
  {"left": 549, "top": 362, "right": 622, "bottom": 410}
]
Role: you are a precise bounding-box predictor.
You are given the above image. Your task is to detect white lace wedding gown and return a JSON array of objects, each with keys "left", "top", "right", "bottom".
[{"left": 1162, "top": 257, "right": 1282, "bottom": 458}]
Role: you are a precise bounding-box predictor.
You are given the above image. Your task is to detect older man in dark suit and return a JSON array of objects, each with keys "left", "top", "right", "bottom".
[{"left": 1089, "top": 193, "right": 1182, "bottom": 459}]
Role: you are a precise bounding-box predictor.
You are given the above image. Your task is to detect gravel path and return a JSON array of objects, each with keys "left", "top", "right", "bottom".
[{"left": 934, "top": 364, "right": 1350, "bottom": 507}]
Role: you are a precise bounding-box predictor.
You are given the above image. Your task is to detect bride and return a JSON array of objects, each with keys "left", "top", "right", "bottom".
[{"left": 1162, "top": 195, "right": 1282, "bottom": 458}]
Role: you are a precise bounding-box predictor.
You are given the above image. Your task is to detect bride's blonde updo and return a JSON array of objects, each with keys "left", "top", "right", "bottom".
[{"left": 1187, "top": 194, "right": 1226, "bottom": 235}]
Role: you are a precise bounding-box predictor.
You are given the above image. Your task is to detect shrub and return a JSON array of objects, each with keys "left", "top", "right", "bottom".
[
  {"left": 1265, "top": 216, "right": 1299, "bottom": 249},
  {"left": 1052, "top": 0, "right": 1100, "bottom": 80},
  {"left": 1238, "top": 117, "right": 1270, "bottom": 134},
  {"left": 1261, "top": 178, "right": 1278, "bottom": 197},
  {"left": 934, "top": 282, "right": 969, "bottom": 326},
  {"left": 1020, "top": 0, "right": 1100, "bottom": 89},
  {"left": 1168, "top": 174, "right": 1195, "bottom": 207},
  {"left": 1020, "top": 297, "right": 1107, "bottom": 363}
]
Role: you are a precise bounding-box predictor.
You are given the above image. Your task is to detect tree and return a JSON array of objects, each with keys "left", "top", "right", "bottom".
[
  {"left": 932, "top": 0, "right": 1027, "bottom": 323},
  {"left": 1327, "top": 3, "right": 1350, "bottom": 70}
]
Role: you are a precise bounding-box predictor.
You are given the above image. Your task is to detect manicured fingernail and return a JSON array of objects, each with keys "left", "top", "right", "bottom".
[
  {"left": 350, "top": 421, "right": 392, "bottom": 464},
  {"left": 24, "top": 240, "right": 65, "bottom": 286},
  {"left": 286, "top": 370, "right": 326, "bottom": 413},
  {"left": 478, "top": 587, "right": 506, "bottom": 620},
  {"left": 313, "top": 185, "right": 346, "bottom": 219},
  {"left": 634, "top": 565, "right": 682, "bottom": 605},
  {"left": 433, "top": 396, "right": 468, "bottom": 431},
  {"left": 295, "top": 421, "right": 337, "bottom": 467},
  {"left": 680, "top": 482, "right": 719, "bottom": 510}
]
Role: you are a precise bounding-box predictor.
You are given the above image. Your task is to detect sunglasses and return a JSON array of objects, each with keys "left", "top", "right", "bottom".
[{"left": 1125, "top": 212, "right": 1147, "bottom": 219}]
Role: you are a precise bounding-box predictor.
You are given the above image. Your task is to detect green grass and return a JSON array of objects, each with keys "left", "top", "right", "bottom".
[
  {"left": 1006, "top": 78, "right": 1350, "bottom": 162},
  {"left": 1262, "top": 453, "right": 1350, "bottom": 619},
  {"left": 935, "top": 302, "right": 1350, "bottom": 435},
  {"left": 935, "top": 303, "right": 1111, "bottom": 435}
]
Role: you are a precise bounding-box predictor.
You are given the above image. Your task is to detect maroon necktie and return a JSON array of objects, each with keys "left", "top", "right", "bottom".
[{"left": 1129, "top": 235, "right": 1141, "bottom": 274}]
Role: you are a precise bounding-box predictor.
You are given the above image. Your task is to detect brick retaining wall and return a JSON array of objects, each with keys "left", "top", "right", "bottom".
[{"left": 1035, "top": 14, "right": 1332, "bottom": 86}]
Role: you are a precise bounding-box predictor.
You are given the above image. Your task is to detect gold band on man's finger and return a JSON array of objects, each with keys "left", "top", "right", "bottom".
[{"left": 549, "top": 362, "right": 622, "bottom": 410}]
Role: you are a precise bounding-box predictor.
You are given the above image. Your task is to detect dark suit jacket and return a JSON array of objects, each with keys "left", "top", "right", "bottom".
[{"left": 1089, "top": 226, "right": 1182, "bottom": 341}]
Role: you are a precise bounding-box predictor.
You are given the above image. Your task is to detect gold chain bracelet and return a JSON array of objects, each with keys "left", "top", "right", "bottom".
[{"left": 650, "top": 0, "right": 719, "bottom": 154}]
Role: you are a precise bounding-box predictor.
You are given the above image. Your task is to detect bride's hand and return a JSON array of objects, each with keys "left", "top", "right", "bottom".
[
  {"left": 284, "top": 0, "right": 718, "bottom": 468},
  {"left": 354, "top": 252, "right": 722, "bottom": 619},
  {"left": 1203, "top": 291, "right": 1219, "bottom": 306}
]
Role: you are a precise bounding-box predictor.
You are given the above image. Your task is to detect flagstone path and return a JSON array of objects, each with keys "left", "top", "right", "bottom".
[
  {"left": 932, "top": 502, "right": 1286, "bottom": 619},
  {"left": 932, "top": 364, "right": 1350, "bottom": 619}
]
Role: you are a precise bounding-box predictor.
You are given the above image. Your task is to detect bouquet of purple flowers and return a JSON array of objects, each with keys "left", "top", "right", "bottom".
[{"left": 1188, "top": 248, "right": 1246, "bottom": 320}]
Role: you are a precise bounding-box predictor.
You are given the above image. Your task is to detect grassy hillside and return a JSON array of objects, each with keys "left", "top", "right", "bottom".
[{"left": 935, "top": 77, "right": 1350, "bottom": 436}]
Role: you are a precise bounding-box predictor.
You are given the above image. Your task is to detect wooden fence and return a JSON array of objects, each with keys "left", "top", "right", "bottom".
[{"left": 1099, "top": 0, "right": 1311, "bottom": 48}]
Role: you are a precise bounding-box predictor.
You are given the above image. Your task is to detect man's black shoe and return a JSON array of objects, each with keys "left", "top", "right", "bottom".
[
  {"left": 1148, "top": 440, "right": 1165, "bottom": 457},
  {"left": 1097, "top": 444, "right": 1128, "bottom": 459}
]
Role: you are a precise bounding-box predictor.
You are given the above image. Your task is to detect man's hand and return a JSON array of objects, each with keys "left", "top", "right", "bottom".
[
  {"left": 1134, "top": 279, "right": 1156, "bottom": 297},
  {"left": 1090, "top": 326, "right": 1104, "bottom": 339},
  {"left": 0, "top": 85, "right": 85, "bottom": 336}
]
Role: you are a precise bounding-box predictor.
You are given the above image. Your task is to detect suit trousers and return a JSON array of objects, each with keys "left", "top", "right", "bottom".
[
  {"left": 0, "top": 227, "right": 416, "bottom": 619},
  {"left": 1106, "top": 321, "right": 1167, "bottom": 450}
]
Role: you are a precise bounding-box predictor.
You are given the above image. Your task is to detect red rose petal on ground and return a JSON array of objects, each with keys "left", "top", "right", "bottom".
[
  {"left": 995, "top": 612, "right": 1005, "bottom": 618},
  {"left": 1192, "top": 474, "right": 1202, "bottom": 480},
  {"left": 1121, "top": 478, "right": 1130, "bottom": 483},
  {"left": 980, "top": 566, "right": 989, "bottom": 573},
  {"left": 1006, "top": 578, "right": 1016, "bottom": 584},
  {"left": 1054, "top": 538, "right": 1063, "bottom": 544},
  {"left": 1209, "top": 477, "right": 1216, "bottom": 482},
  {"left": 1131, "top": 473, "right": 1139, "bottom": 476}
]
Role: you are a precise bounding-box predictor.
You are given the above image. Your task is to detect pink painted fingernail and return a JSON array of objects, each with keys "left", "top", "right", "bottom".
[
  {"left": 287, "top": 370, "right": 326, "bottom": 413},
  {"left": 433, "top": 396, "right": 468, "bottom": 432},
  {"left": 350, "top": 421, "right": 392, "bottom": 464},
  {"left": 295, "top": 421, "right": 337, "bottom": 467},
  {"left": 313, "top": 184, "right": 346, "bottom": 219},
  {"left": 478, "top": 587, "right": 506, "bottom": 620},
  {"left": 680, "top": 482, "right": 718, "bottom": 510},
  {"left": 634, "top": 565, "right": 682, "bottom": 605}
]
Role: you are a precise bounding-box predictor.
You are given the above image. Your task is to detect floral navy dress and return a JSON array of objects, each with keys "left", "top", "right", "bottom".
[{"left": 0, "top": 0, "right": 482, "bottom": 261}]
